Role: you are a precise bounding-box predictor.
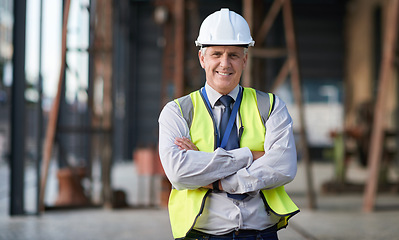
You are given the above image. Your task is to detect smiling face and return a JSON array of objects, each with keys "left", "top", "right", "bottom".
[{"left": 198, "top": 46, "right": 248, "bottom": 95}]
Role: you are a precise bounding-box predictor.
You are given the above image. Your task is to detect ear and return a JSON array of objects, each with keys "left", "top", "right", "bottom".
[
  {"left": 242, "top": 53, "right": 248, "bottom": 69},
  {"left": 198, "top": 50, "right": 205, "bottom": 69}
]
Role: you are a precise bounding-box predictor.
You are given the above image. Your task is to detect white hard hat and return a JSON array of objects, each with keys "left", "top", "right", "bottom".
[{"left": 195, "top": 8, "right": 255, "bottom": 47}]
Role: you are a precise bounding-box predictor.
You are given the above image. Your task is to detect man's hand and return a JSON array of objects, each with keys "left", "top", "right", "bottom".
[
  {"left": 203, "top": 181, "right": 223, "bottom": 191},
  {"left": 174, "top": 137, "right": 199, "bottom": 151},
  {"left": 252, "top": 151, "right": 265, "bottom": 160}
]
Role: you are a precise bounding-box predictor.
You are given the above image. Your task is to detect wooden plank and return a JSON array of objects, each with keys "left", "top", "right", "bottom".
[
  {"left": 174, "top": 0, "right": 185, "bottom": 97},
  {"left": 242, "top": 0, "right": 254, "bottom": 87},
  {"left": 283, "top": 0, "right": 317, "bottom": 209},
  {"left": 251, "top": 47, "right": 287, "bottom": 58},
  {"left": 271, "top": 58, "right": 290, "bottom": 92},
  {"left": 363, "top": 0, "right": 399, "bottom": 212},
  {"left": 255, "top": 0, "right": 285, "bottom": 44},
  {"left": 39, "top": 0, "right": 71, "bottom": 212},
  {"left": 96, "top": 0, "right": 114, "bottom": 209}
]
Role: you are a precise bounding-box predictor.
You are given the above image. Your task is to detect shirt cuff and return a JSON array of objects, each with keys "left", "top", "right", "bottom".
[
  {"left": 220, "top": 147, "right": 253, "bottom": 194},
  {"left": 229, "top": 147, "right": 253, "bottom": 168}
]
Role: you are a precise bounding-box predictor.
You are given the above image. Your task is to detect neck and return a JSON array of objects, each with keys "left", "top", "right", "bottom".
[{"left": 206, "top": 83, "right": 239, "bottom": 96}]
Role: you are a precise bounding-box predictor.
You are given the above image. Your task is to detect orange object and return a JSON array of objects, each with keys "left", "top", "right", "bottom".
[{"left": 54, "top": 168, "right": 89, "bottom": 207}]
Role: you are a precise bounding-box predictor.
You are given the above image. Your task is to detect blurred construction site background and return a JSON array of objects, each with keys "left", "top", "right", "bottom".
[{"left": 0, "top": 0, "right": 399, "bottom": 239}]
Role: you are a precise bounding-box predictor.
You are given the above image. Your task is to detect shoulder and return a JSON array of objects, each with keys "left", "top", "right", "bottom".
[
  {"left": 244, "top": 88, "right": 289, "bottom": 121},
  {"left": 244, "top": 88, "right": 273, "bottom": 104},
  {"left": 244, "top": 88, "right": 274, "bottom": 120},
  {"left": 270, "top": 94, "right": 288, "bottom": 111},
  {"left": 159, "top": 100, "right": 181, "bottom": 120},
  {"left": 162, "top": 92, "right": 194, "bottom": 112},
  {"left": 159, "top": 92, "right": 196, "bottom": 125},
  {"left": 250, "top": 89, "right": 287, "bottom": 110},
  {"left": 175, "top": 94, "right": 194, "bottom": 110}
]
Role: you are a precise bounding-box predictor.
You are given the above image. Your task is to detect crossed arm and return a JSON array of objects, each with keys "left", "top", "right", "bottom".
[
  {"left": 158, "top": 96, "right": 297, "bottom": 194},
  {"left": 174, "top": 137, "right": 265, "bottom": 190}
]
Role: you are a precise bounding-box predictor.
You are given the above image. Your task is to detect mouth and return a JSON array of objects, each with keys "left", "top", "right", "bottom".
[{"left": 216, "top": 71, "right": 232, "bottom": 76}]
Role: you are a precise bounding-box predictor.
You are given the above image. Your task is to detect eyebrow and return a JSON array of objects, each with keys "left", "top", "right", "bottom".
[{"left": 210, "top": 50, "right": 241, "bottom": 55}]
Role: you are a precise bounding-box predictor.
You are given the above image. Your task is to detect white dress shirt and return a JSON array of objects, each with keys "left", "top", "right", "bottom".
[{"left": 158, "top": 83, "right": 297, "bottom": 235}]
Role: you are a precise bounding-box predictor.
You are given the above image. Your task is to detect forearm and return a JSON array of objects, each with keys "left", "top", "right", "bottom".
[
  {"left": 158, "top": 101, "right": 253, "bottom": 190},
  {"left": 220, "top": 97, "right": 297, "bottom": 194},
  {"left": 159, "top": 144, "right": 252, "bottom": 190},
  {"left": 221, "top": 145, "right": 297, "bottom": 194}
]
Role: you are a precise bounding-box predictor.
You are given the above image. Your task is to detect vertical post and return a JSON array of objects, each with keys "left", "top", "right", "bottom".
[
  {"left": 88, "top": 0, "right": 95, "bottom": 201},
  {"left": 39, "top": 0, "right": 71, "bottom": 211},
  {"left": 283, "top": 0, "right": 316, "bottom": 209},
  {"left": 36, "top": 0, "right": 44, "bottom": 215},
  {"left": 242, "top": 0, "right": 253, "bottom": 87},
  {"left": 363, "top": 0, "right": 399, "bottom": 212},
  {"left": 10, "top": 0, "right": 27, "bottom": 216},
  {"left": 174, "top": 0, "right": 185, "bottom": 97},
  {"left": 100, "top": 0, "right": 114, "bottom": 208},
  {"left": 90, "top": 0, "right": 114, "bottom": 208}
]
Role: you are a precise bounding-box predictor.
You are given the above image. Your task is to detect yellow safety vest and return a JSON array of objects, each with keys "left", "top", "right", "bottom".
[{"left": 169, "top": 87, "right": 299, "bottom": 239}]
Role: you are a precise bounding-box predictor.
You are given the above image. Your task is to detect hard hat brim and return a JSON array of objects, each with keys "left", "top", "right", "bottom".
[
  {"left": 195, "top": 40, "right": 255, "bottom": 47},
  {"left": 200, "top": 44, "right": 250, "bottom": 48}
]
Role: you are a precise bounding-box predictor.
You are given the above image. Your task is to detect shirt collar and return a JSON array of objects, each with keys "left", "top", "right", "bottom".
[{"left": 204, "top": 83, "right": 240, "bottom": 108}]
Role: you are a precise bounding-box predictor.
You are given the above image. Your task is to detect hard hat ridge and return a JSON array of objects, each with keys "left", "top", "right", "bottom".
[
  {"left": 213, "top": 8, "right": 235, "bottom": 43},
  {"left": 195, "top": 8, "right": 255, "bottom": 47}
]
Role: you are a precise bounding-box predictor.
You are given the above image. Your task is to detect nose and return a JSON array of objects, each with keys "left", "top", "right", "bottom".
[{"left": 219, "top": 54, "right": 231, "bottom": 68}]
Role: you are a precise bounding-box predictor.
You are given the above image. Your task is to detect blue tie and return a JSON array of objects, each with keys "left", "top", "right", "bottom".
[
  {"left": 219, "top": 95, "right": 247, "bottom": 200},
  {"left": 219, "top": 95, "right": 239, "bottom": 150}
]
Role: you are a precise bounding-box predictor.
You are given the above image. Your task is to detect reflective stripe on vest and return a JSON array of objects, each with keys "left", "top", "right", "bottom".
[{"left": 170, "top": 87, "right": 299, "bottom": 239}]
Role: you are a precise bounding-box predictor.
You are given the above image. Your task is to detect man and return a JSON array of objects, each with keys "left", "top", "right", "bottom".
[{"left": 159, "top": 8, "right": 299, "bottom": 240}]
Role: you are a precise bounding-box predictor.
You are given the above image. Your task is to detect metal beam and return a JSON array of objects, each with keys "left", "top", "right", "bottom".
[{"left": 10, "top": 0, "right": 27, "bottom": 216}]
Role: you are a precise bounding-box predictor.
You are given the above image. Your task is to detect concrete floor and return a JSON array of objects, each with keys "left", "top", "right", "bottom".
[{"left": 1, "top": 161, "right": 399, "bottom": 240}]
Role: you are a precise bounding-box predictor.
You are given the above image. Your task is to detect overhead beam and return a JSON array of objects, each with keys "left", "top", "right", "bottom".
[{"left": 251, "top": 47, "right": 287, "bottom": 58}]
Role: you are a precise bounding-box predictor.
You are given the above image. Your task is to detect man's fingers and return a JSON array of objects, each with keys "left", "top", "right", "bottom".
[
  {"left": 175, "top": 137, "right": 198, "bottom": 151},
  {"left": 252, "top": 151, "right": 265, "bottom": 160}
]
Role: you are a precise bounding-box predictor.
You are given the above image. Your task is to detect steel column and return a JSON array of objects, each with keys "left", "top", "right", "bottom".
[{"left": 10, "top": 0, "right": 27, "bottom": 216}]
